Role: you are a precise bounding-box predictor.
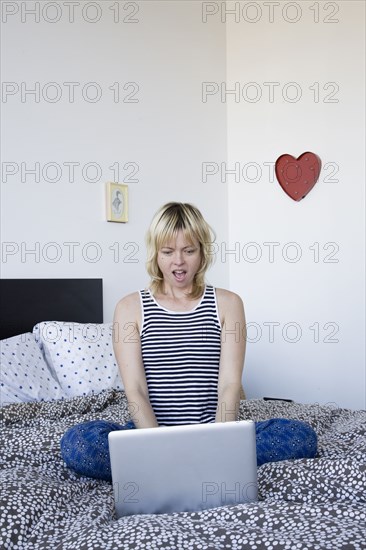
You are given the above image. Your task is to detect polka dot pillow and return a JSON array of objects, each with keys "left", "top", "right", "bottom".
[
  {"left": 33, "top": 321, "right": 124, "bottom": 398},
  {"left": 0, "top": 332, "right": 66, "bottom": 405}
]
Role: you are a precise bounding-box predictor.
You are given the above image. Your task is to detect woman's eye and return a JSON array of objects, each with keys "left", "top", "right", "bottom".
[{"left": 186, "top": 249, "right": 195, "bottom": 254}]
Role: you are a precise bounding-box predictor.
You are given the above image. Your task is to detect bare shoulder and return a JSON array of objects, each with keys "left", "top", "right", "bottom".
[
  {"left": 215, "top": 287, "right": 244, "bottom": 308},
  {"left": 215, "top": 288, "right": 245, "bottom": 324},
  {"left": 114, "top": 291, "right": 141, "bottom": 321}
]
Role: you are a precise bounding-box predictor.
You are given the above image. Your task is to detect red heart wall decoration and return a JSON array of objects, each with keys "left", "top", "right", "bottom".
[{"left": 275, "top": 152, "right": 321, "bottom": 201}]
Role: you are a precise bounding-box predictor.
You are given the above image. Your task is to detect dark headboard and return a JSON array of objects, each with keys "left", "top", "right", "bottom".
[{"left": 0, "top": 279, "right": 103, "bottom": 340}]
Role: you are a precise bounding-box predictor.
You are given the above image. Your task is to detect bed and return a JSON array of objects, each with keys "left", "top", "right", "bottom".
[{"left": 1, "top": 279, "right": 365, "bottom": 550}]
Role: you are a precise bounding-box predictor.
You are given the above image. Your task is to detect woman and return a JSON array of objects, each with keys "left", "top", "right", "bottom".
[{"left": 61, "top": 202, "right": 317, "bottom": 481}]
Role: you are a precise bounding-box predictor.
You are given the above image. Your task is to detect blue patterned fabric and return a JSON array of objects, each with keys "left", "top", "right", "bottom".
[
  {"left": 60, "top": 419, "right": 135, "bottom": 481},
  {"left": 60, "top": 418, "right": 317, "bottom": 481},
  {"left": 255, "top": 418, "right": 317, "bottom": 467}
]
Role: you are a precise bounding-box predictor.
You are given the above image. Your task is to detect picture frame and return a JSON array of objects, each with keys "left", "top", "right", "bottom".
[{"left": 106, "top": 182, "right": 128, "bottom": 223}]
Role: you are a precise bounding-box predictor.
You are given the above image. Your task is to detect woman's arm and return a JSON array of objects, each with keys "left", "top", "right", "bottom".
[
  {"left": 113, "top": 292, "right": 159, "bottom": 428},
  {"left": 215, "top": 289, "right": 246, "bottom": 422}
]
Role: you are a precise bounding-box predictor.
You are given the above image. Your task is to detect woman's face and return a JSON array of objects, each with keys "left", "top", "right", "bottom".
[{"left": 157, "top": 229, "right": 201, "bottom": 291}]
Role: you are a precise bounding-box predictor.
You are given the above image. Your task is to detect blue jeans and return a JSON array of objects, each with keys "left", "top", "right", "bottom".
[{"left": 60, "top": 418, "right": 317, "bottom": 482}]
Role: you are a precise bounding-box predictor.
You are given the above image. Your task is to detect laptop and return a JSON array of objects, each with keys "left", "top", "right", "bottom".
[{"left": 108, "top": 420, "right": 258, "bottom": 517}]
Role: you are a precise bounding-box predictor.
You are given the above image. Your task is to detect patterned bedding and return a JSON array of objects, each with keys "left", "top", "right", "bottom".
[{"left": 1, "top": 390, "right": 365, "bottom": 550}]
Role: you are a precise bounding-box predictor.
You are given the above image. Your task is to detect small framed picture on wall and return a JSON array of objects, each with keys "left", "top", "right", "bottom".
[{"left": 106, "top": 182, "right": 128, "bottom": 223}]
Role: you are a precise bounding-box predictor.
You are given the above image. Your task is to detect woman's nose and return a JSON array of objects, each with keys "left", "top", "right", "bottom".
[{"left": 173, "top": 251, "right": 184, "bottom": 264}]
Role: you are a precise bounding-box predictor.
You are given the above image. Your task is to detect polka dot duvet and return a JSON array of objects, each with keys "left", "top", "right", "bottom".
[{"left": 1, "top": 391, "right": 365, "bottom": 550}]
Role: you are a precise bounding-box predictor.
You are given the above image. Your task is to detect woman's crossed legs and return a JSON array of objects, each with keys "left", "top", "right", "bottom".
[{"left": 60, "top": 418, "right": 317, "bottom": 481}]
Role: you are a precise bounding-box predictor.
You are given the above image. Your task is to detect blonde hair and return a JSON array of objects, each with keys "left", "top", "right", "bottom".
[{"left": 146, "top": 202, "right": 216, "bottom": 299}]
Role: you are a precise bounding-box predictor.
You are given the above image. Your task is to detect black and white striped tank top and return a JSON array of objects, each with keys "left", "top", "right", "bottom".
[{"left": 140, "top": 285, "right": 221, "bottom": 426}]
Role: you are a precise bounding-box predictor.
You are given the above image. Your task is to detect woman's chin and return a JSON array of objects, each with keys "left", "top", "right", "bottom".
[{"left": 169, "top": 273, "right": 193, "bottom": 289}]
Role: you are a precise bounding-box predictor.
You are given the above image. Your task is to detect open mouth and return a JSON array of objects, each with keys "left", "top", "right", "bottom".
[{"left": 173, "top": 270, "right": 186, "bottom": 282}]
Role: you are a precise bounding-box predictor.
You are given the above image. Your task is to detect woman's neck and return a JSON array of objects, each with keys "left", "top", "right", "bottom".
[{"left": 152, "top": 284, "right": 204, "bottom": 312}]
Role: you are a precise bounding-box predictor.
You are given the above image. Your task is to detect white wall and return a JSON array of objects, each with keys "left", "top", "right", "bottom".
[
  {"left": 224, "top": 1, "right": 365, "bottom": 409},
  {"left": 0, "top": 0, "right": 229, "bottom": 318}
]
